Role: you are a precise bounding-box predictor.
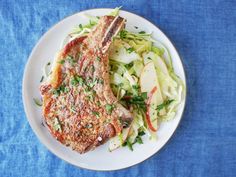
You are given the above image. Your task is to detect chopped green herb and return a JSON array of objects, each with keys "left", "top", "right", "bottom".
[
  {"left": 70, "top": 78, "right": 77, "bottom": 86},
  {"left": 147, "top": 57, "right": 152, "bottom": 60},
  {"left": 126, "top": 47, "right": 134, "bottom": 53},
  {"left": 75, "top": 75, "right": 84, "bottom": 85},
  {"left": 79, "top": 24, "right": 83, "bottom": 29},
  {"left": 89, "top": 20, "right": 96, "bottom": 26},
  {"left": 132, "top": 85, "right": 140, "bottom": 95},
  {"left": 125, "top": 62, "right": 133, "bottom": 69},
  {"left": 84, "top": 87, "right": 90, "bottom": 93},
  {"left": 134, "top": 26, "right": 138, "bottom": 29},
  {"left": 71, "top": 75, "right": 84, "bottom": 86},
  {"left": 138, "top": 131, "right": 146, "bottom": 136},
  {"left": 64, "top": 87, "right": 70, "bottom": 93},
  {"left": 67, "top": 55, "right": 76, "bottom": 64},
  {"left": 120, "top": 30, "right": 127, "bottom": 39},
  {"left": 60, "top": 84, "right": 66, "bottom": 92},
  {"left": 70, "top": 106, "right": 77, "bottom": 113},
  {"left": 97, "top": 56, "right": 101, "bottom": 61},
  {"left": 87, "top": 78, "right": 97, "bottom": 88},
  {"left": 136, "top": 136, "right": 143, "bottom": 144},
  {"left": 105, "top": 104, "right": 115, "bottom": 114},
  {"left": 122, "top": 93, "right": 147, "bottom": 112},
  {"left": 126, "top": 139, "right": 133, "bottom": 151},
  {"left": 141, "top": 92, "right": 148, "bottom": 99},
  {"left": 52, "top": 89, "right": 60, "bottom": 96},
  {"left": 156, "top": 99, "right": 174, "bottom": 111},
  {"left": 92, "top": 111, "right": 100, "bottom": 118},
  {"left": 86, "top": 94, "right": 94, "bottom": 101},
  {"left": 40, "top": 76, "right": 44, "bottom": 83},
  {"left": 138, "top": 31, "right": 146, "bottom": 34},
  {"left": 52, "top": 84, "right": 66, "bottom": 96},
  {"left": 33, "top": 98, "right": 42, "bottom": 107},
  {"left": 59, "top": 60, "right": 65, "bottom": 64},
  {"left": 132, "top": 85, "right": 139, "bottom": 90},
  {"left": 47, "top": 62, "right": 51, "bottom": 66},
  {"left": 53, "top": 118, "right": 62, "bottom": 133}
]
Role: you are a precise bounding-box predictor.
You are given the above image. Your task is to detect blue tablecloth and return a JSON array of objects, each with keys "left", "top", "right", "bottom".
[{"left": 0, "top": 0, "right": 235, "bottom": 176}]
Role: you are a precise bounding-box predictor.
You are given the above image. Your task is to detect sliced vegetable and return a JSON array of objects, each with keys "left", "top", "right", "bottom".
[
  {"left": 33, "top": 98, "right": 42, "bottom": 107},
  {"left": 109, "top": 39, "right": 141, "bottom": 64},
  {"left": 152, "top": 41, "right": 172, "bottom": 70},
  {"left": 109, "top": 7, "right": 122, "bottom": 16},
  {"left": 109, "top": 127, "right": 130, "bottom": 151},
  {"left": 145, "top": 86, "right": 159, "bottom": 131},
  {"left": 140, "top": 61, "right": 165, "bottom": 115},
  {"left": 143, "top": 51, "right": 169, "bottom": 75}
]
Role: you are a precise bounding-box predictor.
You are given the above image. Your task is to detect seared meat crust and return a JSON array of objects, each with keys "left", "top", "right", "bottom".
[{"left": 40, "top": 16, "right": 133, "bottom": 153}]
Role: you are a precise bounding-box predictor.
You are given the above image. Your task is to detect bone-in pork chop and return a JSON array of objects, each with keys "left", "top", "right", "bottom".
[{"left": 40, "top": 15, "right": 133, "bottom": 153}]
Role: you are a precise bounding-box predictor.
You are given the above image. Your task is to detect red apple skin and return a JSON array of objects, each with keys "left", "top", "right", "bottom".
[{"left": 146, "top": 86, "right": 158, "bottom": 132}]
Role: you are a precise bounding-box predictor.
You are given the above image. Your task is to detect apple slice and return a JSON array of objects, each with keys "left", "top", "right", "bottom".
[
  {"left": 108, "top": 127, "right": 130, "bottom": 151},
  {"left": 143, "top": 51, "right": 169, "bottom": 100},
  {"left": 146, "top": 86, "right": 158, "bottom": 131},
  {"left": 140, "top": 61, "right": 165, "bottom": 131},
  {"left": 143, "top": 51, "right": 169, "bottom": 75}
]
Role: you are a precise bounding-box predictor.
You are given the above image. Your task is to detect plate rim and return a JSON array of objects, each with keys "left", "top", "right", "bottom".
[{"left": 22, "top": 8, "right": 187, "bottom": 171}]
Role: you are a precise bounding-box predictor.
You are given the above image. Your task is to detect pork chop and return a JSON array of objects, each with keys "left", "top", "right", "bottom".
[{"left": 40, "top": 15, "right": 133, "bottom": 153}]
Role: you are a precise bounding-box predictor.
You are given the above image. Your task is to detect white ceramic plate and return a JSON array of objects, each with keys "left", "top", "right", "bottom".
[{"left": 23, "top": 8, "right": 186, "bottom": 171}]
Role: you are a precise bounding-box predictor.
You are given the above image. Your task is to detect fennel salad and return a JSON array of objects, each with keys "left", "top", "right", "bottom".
[{"left": 39, "top": 8, "right": 185, "bottom": 151}]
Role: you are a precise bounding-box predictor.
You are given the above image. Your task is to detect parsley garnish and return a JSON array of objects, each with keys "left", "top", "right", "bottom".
[
  {"left": 97, "top": 56, "right": 101, "bottom": 61},
  {"left": 122, "top": 92, "right": 148, "bottom": 112},
  {"left": 59, "top": 60, "right": 65, "bottom": 64},
  {"left": 138, "top": 31, "right": 146, "bottom": 34},
  {"left": 67, "top": 55, "right": 75, "bottom": 64},
  {"left": 120, "top": 30, "right": 127, "bottom": 39},
  {"left": 138, "top": 131, "right": 146, "bottom": 136},
  {"left": 89, "top": 20, "right": 96, "bottom": 26},
  {"left": 124, "top": 139, "right": 133, "bottom": 151},
  {"left": 52, "top": 84, "right": 66, "bottom": 96},
  {"left": 92, "top": 111, "right": 100, "bottom": 118},
  {"left": 105, "top": 104, "right": 115, "bottom": 114},
  {"left": 156, "top": 99, "right": 174, "bottom": 111},
  {"left": 71, "top": 75, "right": 84, "bottom": 86},
  {"left": 126, "top": 47, "right": 134, "bottom": 53},
  {"left": 141, "top": 92, "right": 148, "bottom": 99},
  {"left": 132, "top": 85, "right": 140, "bottom": 95},
  {"left": 136, "top": 136, "right": 143, "bottom": 144}
]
